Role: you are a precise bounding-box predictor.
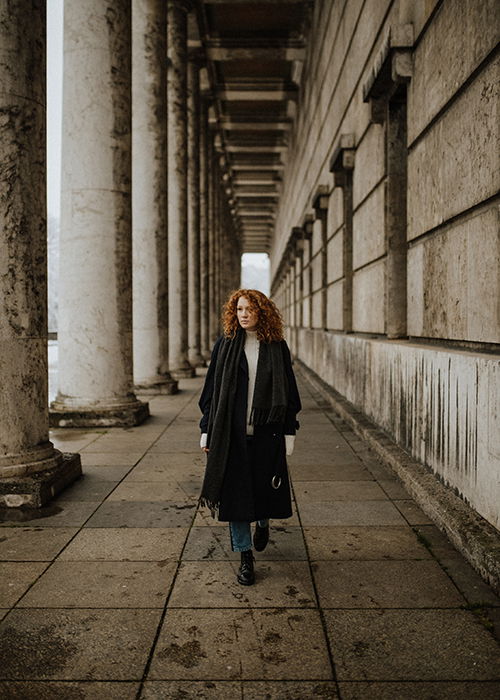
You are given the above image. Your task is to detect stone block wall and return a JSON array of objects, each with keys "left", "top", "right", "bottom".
[{"left": 272, "top": 0, "right": 500, "bottom": 528}]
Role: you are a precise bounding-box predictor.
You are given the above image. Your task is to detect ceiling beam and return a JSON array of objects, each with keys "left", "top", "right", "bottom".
[
  {"left": 235, "top": 191, "right": 279, "bottom": 198},
  {"left": 226, "top": 145, "right": 287, "bottom": 153},
  {"left": 221, "top": 120, "right": 292, "bottom": 131},
  {"left": 231, "top": 163, "right": 285, "bottom": 171},
  {"left": 207, "top": 46, "right": 305, "bottom": 61},
  {"left": 217, "top": 88, "right": 297, "bottom": 101}
]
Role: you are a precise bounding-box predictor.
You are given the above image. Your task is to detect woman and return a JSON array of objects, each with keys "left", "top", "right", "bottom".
[{"left": 199, "top": 289, "right": 301, "bottom": 586}]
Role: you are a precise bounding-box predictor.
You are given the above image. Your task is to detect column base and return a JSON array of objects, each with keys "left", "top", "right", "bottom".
[
  {"left": 135, "top": 378, "right": 179, "bottom": 396},
  {"left": 189, "top": 352, "right": 207, "bottom": 368},
  {"left": 0, "top": 453, "right": 82, "bottom": 508},
  {"left": 49, "top": 400, "right": 150, "bottom": 428},
  {"left": 171, "top": 366, "right": 196, "bottom": 379}
]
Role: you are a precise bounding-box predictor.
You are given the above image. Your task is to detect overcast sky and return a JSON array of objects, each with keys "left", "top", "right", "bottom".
[{"left": 47, "top": 0, "right": 64, "bottom": 219}]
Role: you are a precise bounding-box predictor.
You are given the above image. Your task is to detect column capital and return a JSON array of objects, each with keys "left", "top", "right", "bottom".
[
  {"left": 330, "top": 134, "right": 355, "bottom": 188},
  {"left": 363, "top": 24, "right": 414, "bottom": 123},
  {"left": 302, "top": 213, "right": 314, "bottom": 239},
  {"left": 312, "top": 184, "right": 330, "bottom": 218}
]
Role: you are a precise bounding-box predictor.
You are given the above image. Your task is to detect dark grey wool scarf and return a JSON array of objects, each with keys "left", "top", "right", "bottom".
[{"left": 200, "top": 328, "right": 288, "bottom": 516}]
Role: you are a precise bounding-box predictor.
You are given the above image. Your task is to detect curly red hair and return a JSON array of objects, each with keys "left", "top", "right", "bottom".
[{"left": 222, "top": 289, "right": 284, "bottom": 343}]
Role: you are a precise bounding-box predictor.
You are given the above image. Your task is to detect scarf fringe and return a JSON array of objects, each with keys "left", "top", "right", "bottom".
[
  {"left": 249, "top": 405, "right": 287, "bottom": 426},
  {"left": 199, "top": 496, "right": 219, "bottom": 519}
]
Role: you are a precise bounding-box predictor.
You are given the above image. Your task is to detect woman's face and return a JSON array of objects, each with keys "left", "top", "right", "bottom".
[{"left": 236, "top": 296, "right": 258, "bottom": 331}]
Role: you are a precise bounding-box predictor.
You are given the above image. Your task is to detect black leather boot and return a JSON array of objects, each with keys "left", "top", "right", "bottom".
[
  {"left": 237, "top": 550, "right": 255, "bottom": 585},
  {"left": 253, "top": 523, "right": 269, "bottom": 552}
]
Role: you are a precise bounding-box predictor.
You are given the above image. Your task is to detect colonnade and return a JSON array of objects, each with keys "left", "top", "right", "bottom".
[{"left": 0, "top": 0, "right": 240, "bottom": 506}]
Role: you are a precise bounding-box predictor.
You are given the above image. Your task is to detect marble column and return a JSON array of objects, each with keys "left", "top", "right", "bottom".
[
  {"left": 187, "top": 51, "right": 205, "bottom": 367},
  {"left": 0, "top": 1, "right": 81, "bottom": 506},
  {"left": 132, "top": 0, "right": 177, "bottom": 394},
  {"left": 51, "top": 0, "right": 149, "bottom": 427},
  {"left": 207, "top": 134, "right": 219, "bottom": 344},
  {"left": 167, "top": 0, "right": 195, "bottom": 377},
  {"left": 199, "top": 97, "right": 211, "bottom": 360}
]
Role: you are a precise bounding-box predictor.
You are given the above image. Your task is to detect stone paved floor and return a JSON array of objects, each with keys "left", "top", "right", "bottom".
[{"left": 1, "top": 371, "right": 499, "bottom": 699}]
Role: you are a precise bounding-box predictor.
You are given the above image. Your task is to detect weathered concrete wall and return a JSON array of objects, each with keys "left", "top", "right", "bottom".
[
  {"left": 273, "top": 0, "right": 500, "bottom": 529},
  {"left": 295, "top": 329, "right": 500, "bottom": 530}
]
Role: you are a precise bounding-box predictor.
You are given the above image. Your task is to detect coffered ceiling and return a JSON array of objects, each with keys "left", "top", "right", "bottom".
[{"left": 194, "top": 0, "right": 313, "bottom": 253}]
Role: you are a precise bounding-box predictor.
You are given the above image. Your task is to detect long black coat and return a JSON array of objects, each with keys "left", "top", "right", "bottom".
[{"left": 199, "top": 336, "right": 301, "bottom": 522}]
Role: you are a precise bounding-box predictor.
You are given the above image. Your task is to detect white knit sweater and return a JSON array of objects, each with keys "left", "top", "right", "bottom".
[{"left": 244, "top": 330, "right": 259, "bottom": 435}]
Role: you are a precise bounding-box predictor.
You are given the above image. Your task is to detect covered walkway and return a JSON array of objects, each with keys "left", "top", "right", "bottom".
[{"left": 1, "top": 371, "right": 499, "bottom": 698}]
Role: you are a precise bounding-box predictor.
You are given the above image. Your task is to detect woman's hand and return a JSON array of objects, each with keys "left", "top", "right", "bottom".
[{"left": 200, "top": 433, "right": 209, "bottom": 453}]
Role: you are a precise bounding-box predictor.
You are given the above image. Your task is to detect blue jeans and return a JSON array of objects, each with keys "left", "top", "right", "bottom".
[{"left": 229, "top": 520, "right": 269, "bottom": 552}]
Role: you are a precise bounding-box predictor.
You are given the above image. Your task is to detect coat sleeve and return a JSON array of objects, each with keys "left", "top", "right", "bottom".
[
  {"left": 199, "top": 335, "right": 224, "bottom": 432},
  {"left": 282, "top": 340, "right": 301, "bottom": 434}
]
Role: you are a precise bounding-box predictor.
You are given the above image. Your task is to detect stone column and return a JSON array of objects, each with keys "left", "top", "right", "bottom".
[
  {"left": 330, "top": 136, "right": 355, "bottom": 333},
  {"left": 0, "top": 1, "right": 81, "bottom": 506},
  {"left": 199, "top": 97, "right": 210, "bottom": 360},
  {"left": 132, "top": 0, "right": 177, "bottom": 394},
  {"left": 167, "top": 0, "right": 195, "bottom": 377},
  {"left": 187, "top": 51, "right": 205, "bottom": 367},
  {"left": 385, "top": 93, "right": 408, "bottom": 338},
  {"left": 51, "top": 0, "right": 149, "bottom": 427},
  {"left": 208, "top": 135, "right": 219, "bottom": 344},
  {"left": 313, "top": 186, "right": 330, "bottom": 331}
]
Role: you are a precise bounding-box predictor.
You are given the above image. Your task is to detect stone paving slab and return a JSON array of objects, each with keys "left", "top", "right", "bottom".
[
  {"left": 0, "top": 501, "right": 100, "bottom": 528},
  {"left": 148, "top": 442, "right": 203, "bottom": 454},
  {"left": 148, "top": 608, "right": 332, "bottom": 680},
  {"left": 338, "top": 681, "right": 500, "bottom": 700},
  {"left": 0, "top": 527, "right": 79, "bottom": 561},
  {"left": 80, "top": 440, "right": 156, "bottom": 454},
  {"left": 242, "top": 681, "right": 339, "bottom": 699},
  {"left": 289, "top": 463, "right": 374, "bottom": 481},
  {"left": 106, "top": 480, "right": 196, "bottom": 503},
  {"left": 325, "top": 609, "right": 500, "bottom": 680},
  {"left": 141, "top": 680, "right": 340, "bottom": 699},
  {"left": 0, "top": 608, "right": 162, "bottom": 680},
  {"left": 58, "top": 527, "right": 188, "bottom": 561},
  {"left": 0, "top": 681, "right": 140, "bottom": 699},
  {"left": 79, "top": 453, "right": 145, "bottom": 467},
  {"left": 439, "top": 557, "right": 500, "bottom": 607},
  {"left": 294, "top": 480, "right": 388, "bottom": 502},
  {"left": 52, "top": 475, "right": 117, "bottom": 502},
  {"left": 393, "top": 500, "right": 435, "bottom": 525},
  {"left": 17, "top": 561, "right": 177, "bottom": 608},
  {"left": 303, "top": 526, "right": 432, "bottom": 560},
  {"left": 0, "top": 562, "right": 49, "bottom": 607},
  {"left": 377, "top": 479, "right": 410, "bottom": 499},
  {"left": 141, "top": 680, "right": 242, "bottom": 699},
  {"left": 85, "top": 501, "right": 196, "bottom": 528},
  {"left": 313, "top": 560, "right": 465, "bottom": 608},
  {"left": 78, "top": 465, "right": 133, "bottom": 482},
  {"left": 299, "top": 501, "right": 407, "bottom": 526},
  {"left": 127, "top": 464, "right": 202, "bottom": 484},
  {"left": 168, "top": 561, "right": 316, "bottom": 608},
  {"left": 182, "top": 525, "right": 308, "bottom": 561},
  {"left": 290, "top": 451, "right": 371, "bottom": 467}
]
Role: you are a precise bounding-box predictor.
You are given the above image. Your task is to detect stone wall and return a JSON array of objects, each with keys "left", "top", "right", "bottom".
[{"left": 272, "top": 0, "right": 500, "bottom": 528}]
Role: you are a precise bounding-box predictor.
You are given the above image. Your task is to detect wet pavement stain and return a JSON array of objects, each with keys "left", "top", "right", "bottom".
[
  {"left": 157, "top": 639, "right": 207, "bottom": 668},
  {"left": 0, "top": 622, "right": 78, "bottom": 678},
  {"left": 0, "top": 505, "right": 63, "bottom": 523}
]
